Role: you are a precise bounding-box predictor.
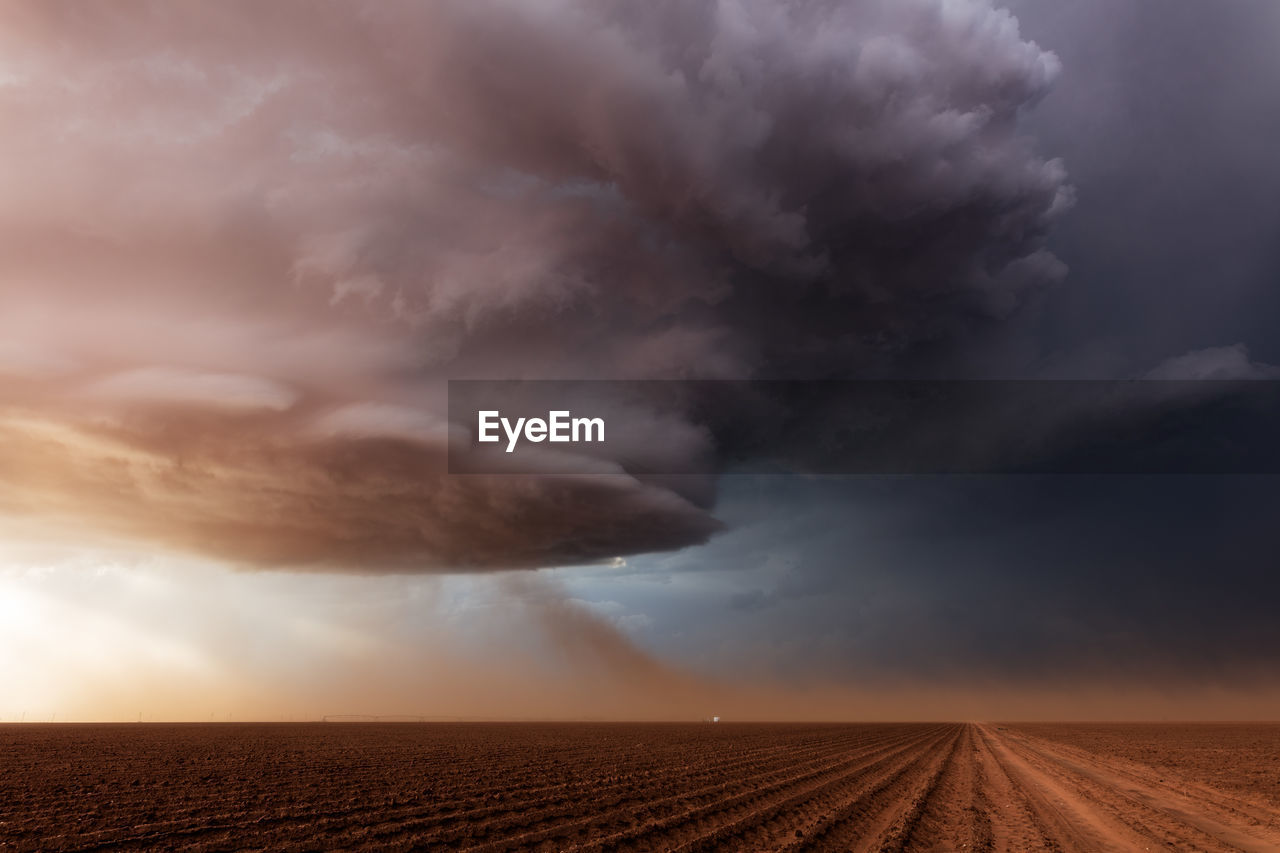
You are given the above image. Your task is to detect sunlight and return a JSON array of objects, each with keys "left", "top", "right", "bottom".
[{"left": 0, "top": 565, "right": 217, "bottom": 720}]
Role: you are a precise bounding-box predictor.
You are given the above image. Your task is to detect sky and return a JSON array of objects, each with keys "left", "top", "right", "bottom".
[{"left": 2, "top": 0, "right": 1279, "bottom": 722}]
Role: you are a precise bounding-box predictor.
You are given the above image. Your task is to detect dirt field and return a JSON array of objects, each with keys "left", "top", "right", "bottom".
[{"left": 3, "top": 722, "right": 1279, "bottom": 851}]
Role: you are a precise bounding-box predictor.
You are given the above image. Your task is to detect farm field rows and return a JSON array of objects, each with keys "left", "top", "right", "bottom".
[{"left": 3, "top": 722, "right": 1279, "bottom": 851}]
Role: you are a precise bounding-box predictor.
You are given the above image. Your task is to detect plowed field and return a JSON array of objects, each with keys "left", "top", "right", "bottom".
[{"left": 3, "top": 722, "right": 1279, "bottom": 851}]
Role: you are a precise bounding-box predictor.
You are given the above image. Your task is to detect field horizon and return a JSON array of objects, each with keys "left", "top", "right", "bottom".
[
  {"left": 6, "top": 721, "right": 1280, "bottom": 851},
  {"left": 7, "top": 717, "right": 1280, "bottom": 724}
]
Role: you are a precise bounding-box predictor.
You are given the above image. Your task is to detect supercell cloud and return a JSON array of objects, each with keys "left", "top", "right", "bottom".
[{"left": 0, "top": 0, "right": 1070, "bottom": 570}]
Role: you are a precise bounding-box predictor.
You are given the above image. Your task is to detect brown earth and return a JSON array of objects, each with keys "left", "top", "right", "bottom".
[{"left": 2, "top": 722, "right": 1279, "bottom": 851}]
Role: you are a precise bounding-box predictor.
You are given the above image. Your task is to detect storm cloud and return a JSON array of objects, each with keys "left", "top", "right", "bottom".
[
  {"left": 653, "top": 473, "right": 1280, "bottom": 689},
  {"left": 0, "top": 0, "right": 1073, "bottom": 570}
]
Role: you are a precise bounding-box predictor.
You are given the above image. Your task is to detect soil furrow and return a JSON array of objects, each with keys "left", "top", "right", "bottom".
[
  {"left": 888, "top": 723, "right": 983, "bottom": 852},
  {"left": 405, "top": 727, "right": 921, "bottom": 851},
  {"left": 663, "top": 726, "right": 957, "bottom": 853},
  {"left": 7, "top": 722, "right": 1280, "bottom": 853},
  {"left": 783, "top": 725, "right": 961, "bottom": 852},
  {"left": 464, "top": 726, "right": 939, "bottom": 853},
  {"left": 45, "top": 727, "right": 880, "bottom": 851}
]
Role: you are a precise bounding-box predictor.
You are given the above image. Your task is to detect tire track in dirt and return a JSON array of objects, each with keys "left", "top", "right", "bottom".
[
  {"left": 1005, "top": 725, "right": 1280, "bottom": 835},
  {"left": 969, "top": 722, "right": 1062, "bottom": 851},
  {"left": 978, "top": 724, "right": 1160, "bottom": 852},
  {"left": 992, "top": 725, "right": 1280, "bottom": 853},
  {"left": 993, "top": 727, "right": 1232, "bottom": 851}
]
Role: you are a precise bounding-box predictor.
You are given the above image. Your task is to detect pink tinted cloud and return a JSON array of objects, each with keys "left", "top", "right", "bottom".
[{"left": 0, "top": 0, "right": 1067, "bottom": 570}]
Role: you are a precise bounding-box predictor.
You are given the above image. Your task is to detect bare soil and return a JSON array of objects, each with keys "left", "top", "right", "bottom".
[{"left": 2, "top": 722, "right": 1278, "bottom": 851}]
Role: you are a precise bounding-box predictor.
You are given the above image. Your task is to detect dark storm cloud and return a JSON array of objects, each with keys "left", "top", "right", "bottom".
[
  {"left": 665, "top": 475, "right": 1280, "bottom": 686},
  {"left": 642, "top": 0, "right": 1280, "bottom": 688},
  {"left": 992, "top": 0, "right": 1280, "bottom": 377},
  {"left": 0, "top": 0, "right": 1073, "bottom": 570}
]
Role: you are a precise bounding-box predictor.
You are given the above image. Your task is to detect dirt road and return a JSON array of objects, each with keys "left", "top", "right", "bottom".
[
  {"left": 971, "top": 724, "right": 1280, "bottom": 853},
  {"left": 3, "top": 722, "right": 1279, "bottom": 851}
]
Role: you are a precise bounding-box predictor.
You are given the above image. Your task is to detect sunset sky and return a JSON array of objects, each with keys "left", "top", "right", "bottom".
[{"left": 3, "top": 0, "right": 1280, "bottom": 722}]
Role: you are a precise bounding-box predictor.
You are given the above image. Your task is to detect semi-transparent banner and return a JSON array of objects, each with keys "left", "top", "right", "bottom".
[{"left": 447, "top": 380, "right": 1280, "bottom": 475}]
